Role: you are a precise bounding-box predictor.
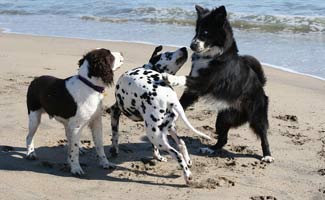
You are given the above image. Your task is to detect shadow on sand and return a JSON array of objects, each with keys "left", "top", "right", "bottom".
[{"left": 0, "top": 136, "right": 260, "bottom": 187}]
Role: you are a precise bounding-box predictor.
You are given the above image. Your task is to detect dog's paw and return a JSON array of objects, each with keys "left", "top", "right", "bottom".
[
  {"left": 70, "top": 164, "right": 85, "bottom": 176},
  {"left": 161, "top": 73, "right": 171, "bottom": 84},
  {"left": 101, "top": 162, "right": 116, "bottom": 170},
  {"left": 108, "top": 162, "right": 117, "bottom": 169},
  {"left": 261, "top": 156, "right": 274, "bottom": 163},
  {"left": 153, "top": 151, "right": 168, "bottom": 162},
  {"left": 184, "top": 171, "right": 193, "bottom": 185},
  {"left": 199, "top": 147, "right": 215, "bottom": 154},
  {"left": 161, "top": 73, "right": 186, "bottom": 87},
  {"left": 26, "top": 151, "right": 38, "bottom": 160},
  {"left": 109, "top": 147, "right": 119, "bottom": 157},
  {"left": 100, "top": 159, "right": 116, "bottom": 170},
  {"left": 156, "top": 156, "right": 168, "bottom": 162}
]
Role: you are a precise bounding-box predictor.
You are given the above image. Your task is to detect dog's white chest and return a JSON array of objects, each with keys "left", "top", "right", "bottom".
[{"left": 66, "top": 77, "right": 103, "bottom": 120}]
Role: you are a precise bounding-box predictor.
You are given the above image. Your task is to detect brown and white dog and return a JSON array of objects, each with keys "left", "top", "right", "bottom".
[{"left": 25, "top": 48, "right": 124, "bottom": 176}]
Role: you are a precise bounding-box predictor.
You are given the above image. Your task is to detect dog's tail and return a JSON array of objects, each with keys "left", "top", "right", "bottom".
[
  {"left": 170, "top": 101, "right": 211, "bottom": 140},
  {"left": 243, "top": 55, "right": 267, "bottom": 86}
]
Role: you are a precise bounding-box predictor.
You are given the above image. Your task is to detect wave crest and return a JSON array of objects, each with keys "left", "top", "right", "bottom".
[
  {"left": 95, "top": 7, "right": 325, "bottom": 33},
  {"left": 229, "top": 13, "right": 325, "bottom": 33},
  {"left": 0, "top": 9, "right": 32, "bottom": 15},
  {"left": 2, "top": 6, "right": 324, "bottom": 34}
]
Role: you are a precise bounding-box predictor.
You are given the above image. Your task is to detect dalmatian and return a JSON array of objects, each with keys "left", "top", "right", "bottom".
[
  {"left": 109, "top": 46, "right": 211, "bottom": 184},
  {"left": 26, "top": 48, "right": 124, "bottom": 176}
]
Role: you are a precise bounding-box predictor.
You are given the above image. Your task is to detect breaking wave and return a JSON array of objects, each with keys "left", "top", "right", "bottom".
[{"left": 79, "top": 7, "right": 325, "bottom": 33}]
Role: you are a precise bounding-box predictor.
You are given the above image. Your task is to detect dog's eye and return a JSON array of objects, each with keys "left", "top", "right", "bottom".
[{"left": 202, "top": 30, "right": 209, "bottom": 36}]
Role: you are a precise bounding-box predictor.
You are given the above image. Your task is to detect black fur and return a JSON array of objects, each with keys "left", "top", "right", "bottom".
[
  {"left": 27, "top": 76, "right": 77, "bottom": 118},
  {"left": 181, "top": 5, "right": 272, "bottom": 158}
]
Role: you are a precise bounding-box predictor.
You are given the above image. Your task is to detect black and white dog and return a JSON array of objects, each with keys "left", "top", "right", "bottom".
[
  {"left": 109, "top": 46, "right": 211, "bottom": 184},
  {"left": 26, "top": 48, "right": 124, "bottom": 175},
  {"left": 163, "top": 5, "right": 274, "bottom": 162}
]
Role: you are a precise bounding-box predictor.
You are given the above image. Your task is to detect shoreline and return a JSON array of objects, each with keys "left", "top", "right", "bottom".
[
  {"left": 1, "top": 29, "right": 324, "bottom": 82},
  {"left": 262, "top": 62, "right": 325, "bottom": 81}
]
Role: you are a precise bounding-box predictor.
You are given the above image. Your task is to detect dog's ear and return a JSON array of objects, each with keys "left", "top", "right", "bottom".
[
  {"left": 85, "top": 49, "right": 114, "bottom": 85},
  {"left": 213, "top": 5, "right": 227, "bottom": 18},
  {"left": 218, "top": 5, "right": 227, "bottom": 17},
  {"left": 78, "top": 57, "right": 86, "bottom": 68},
  {"left": 150, "top": 45, "right": 163, "bottom": 59},
  {"left": 195, "top": 5, "right": 209, "bottom": 18},
  {"left": 149, "top": 45, "right": 163, "bottom": 65}
]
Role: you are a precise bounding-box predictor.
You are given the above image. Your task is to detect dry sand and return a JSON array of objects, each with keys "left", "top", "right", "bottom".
[{"left": 0, "top": 32, "right": 324, "bottom": 200}]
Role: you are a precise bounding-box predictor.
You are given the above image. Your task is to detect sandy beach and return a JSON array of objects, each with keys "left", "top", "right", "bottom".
[{"left": 0, "top": 32, "right": 324, "bottom": 200}]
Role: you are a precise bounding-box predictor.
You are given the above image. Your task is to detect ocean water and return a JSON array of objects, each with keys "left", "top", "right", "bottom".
[{"left": 0, "top": 0, "right": 324, "bottom": 79}]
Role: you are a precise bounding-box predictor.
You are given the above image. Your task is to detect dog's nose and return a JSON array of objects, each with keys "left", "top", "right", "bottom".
[
  {"left": 190, "top": 41, "right": 198, "bottom": 51},
  {"left": 180, "top": 47, "right": 188, "bottom": 58},
  {"left": 180, "top": 47, "right": 187, "bottom": 53}
]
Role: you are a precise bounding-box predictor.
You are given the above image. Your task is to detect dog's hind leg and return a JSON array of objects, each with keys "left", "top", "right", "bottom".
[
  {"left": 148, "top": 119, "right": 192, "bottom": 184},
  {"left": 152, "top": 144, "right": 167, "bottom": 162},
  {"left": 89, "top": 114, "right": 115, "bottom": 169},
  {"left": 249, "top": 95, "right": 274, "bottom": 163},
  {"left": 250, "top": 120, "right": 273, "bottom": 163},
  {"left": 26, "top": 110, "right": 42, "bottom": 160},
  {"left": 201, "top": 109, "right": 247, "bottom": 154},
  {"left": 158, "top": 134, "right": 192, "bottom": 185},
  {"left": 151, "top": 111, "right": 176, "bottom": 162},
  {"left": 169, "top": 127, "right": 192, "bottom": 167},
  {"left": 110, "top": 102, "right": 121, "bottom": 157}
]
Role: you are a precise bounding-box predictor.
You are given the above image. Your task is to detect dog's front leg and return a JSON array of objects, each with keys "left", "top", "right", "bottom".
[
  {"left": 89, "top": 115, "right": 115, "bottom": 169},
  {"left": 179, "top": 91, "right": 199, "bottom": 110},
  {"left": 109, "top": 103, "right": 121, "bottom": 157},
  {"left": 161, "top": 73, "right": 186, "bottom": 87},
  {"left": 66, "top": 125, "right": 84, "bottom": 176},
  {"left": 64, "top": 125, "right": 87, "bottom": 155}
]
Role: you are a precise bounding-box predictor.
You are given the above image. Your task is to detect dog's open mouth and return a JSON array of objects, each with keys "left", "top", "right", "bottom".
[
  {"left": 176, "top": 56, "right": 187, "bottom": 65},
  {"left": 192, "top": 45, "right": 210, "bottom": 53},
  {"left": 176, "top": 51, "right": 188, "bottom": 65},
  {"left": 195, "top": 46, "right": 224, "bottom": 57}
]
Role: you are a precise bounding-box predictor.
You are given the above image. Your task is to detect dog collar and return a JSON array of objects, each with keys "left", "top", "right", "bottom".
[{"left": 77, "top": 75, "right": 105, "bottom": 93}]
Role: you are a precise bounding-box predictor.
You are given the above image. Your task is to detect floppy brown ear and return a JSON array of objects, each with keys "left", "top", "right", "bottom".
[
  {"left": 150, "top": 45, "right": 163, "bottom": 59},
  {"left": 85, "top": 49, "right": 114, "bottom": 85},
  {"left": 78, "top": 57, "right": 86, "bottom": 68}
]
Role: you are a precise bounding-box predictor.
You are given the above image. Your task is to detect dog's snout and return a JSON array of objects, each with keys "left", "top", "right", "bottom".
[
  {"left": 180, "top": 47, "right": 187, "bottom": 53},
  {"left": 190, "top": 40, "right": 198, "bottom": 51},
  {"left": 180, "top": 47, "right": 188, "bottom": 58}
]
